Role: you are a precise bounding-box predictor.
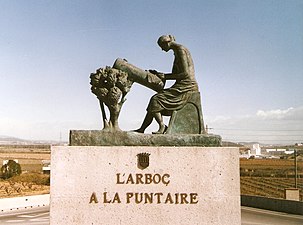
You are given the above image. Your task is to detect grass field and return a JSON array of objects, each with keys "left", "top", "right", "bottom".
[
  {"left": 240, "top": 158, "right": 303, "bottom": 201},
  {"left": 241, "top": 177, "right": 302, "bottom": 200},
  {"left": 0, "top": 153, "right": 50, "bottom": 173},
  {"left": 240, "top": 158, "right": 302, "bottom": 177},
  {"left": 0, "top": 145, "right": 51, "bottom": 198},
  {"left": 0, "top": 173, "right": 50, "bottom": 198}
]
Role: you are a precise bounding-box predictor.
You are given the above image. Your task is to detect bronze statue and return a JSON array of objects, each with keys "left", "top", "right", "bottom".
[
  {"left": 113, "top": 58, "right": 165, "bottom": 92},
  {"left": 90, "top": 61, "right": 165, "bottom": 131},
  {"left": 90, "top": 35, "right": 204, "bottom": 134},
  {"left": 134, "top": 35, "right": 199, "bottom": 134},
  {"left": 90, "top": 67, "right": 133, "bottom": 131}
]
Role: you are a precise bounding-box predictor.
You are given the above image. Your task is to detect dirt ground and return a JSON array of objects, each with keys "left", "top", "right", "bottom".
[
  {"left": 0, "top": 146, "right": 51, "bottom": 198},
  {"left": 0, "top": 180, "right": 50, "bottom": 198}
]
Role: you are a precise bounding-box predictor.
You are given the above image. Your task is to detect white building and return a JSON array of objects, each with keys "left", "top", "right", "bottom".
[
  {"left": 251, "top": 144, "right": 261, "bottom": 156},
  {"left": 265, "top": 148, "right": 292, "bottom": 155}
]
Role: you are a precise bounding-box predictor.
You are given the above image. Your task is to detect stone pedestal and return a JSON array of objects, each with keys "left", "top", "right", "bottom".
[
  {"left": 69, "top": 130, "right": 222, "bottom": 147},
  {"left": 50, "top": 146, "right": 240, "bottom": 225}
]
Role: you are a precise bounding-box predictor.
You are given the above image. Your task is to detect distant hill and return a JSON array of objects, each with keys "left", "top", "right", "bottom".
[
  {"left": 222, "top": 141, "right": 245, "bottom": 147},
  {"left": 0, "top": 135, "right": 66, "bottom": 145},
  {"left": 0, "top": 135, "right": 27, "bottom": 144}
]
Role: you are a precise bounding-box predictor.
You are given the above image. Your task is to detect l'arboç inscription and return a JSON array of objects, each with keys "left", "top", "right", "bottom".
[{"left": 89, "top": 173, "right": 199, "bottom": 205}]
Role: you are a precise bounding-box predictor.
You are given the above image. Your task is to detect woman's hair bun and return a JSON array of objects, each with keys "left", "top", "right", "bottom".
[{"left": 168, "top": 35, "right": 176, "bottom": 42}]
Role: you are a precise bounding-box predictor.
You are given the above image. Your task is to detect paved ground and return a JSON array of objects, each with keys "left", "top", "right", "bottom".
[
  {"left": 241, "top": 207, "right": 303, "bottom": 225},
  {"left": 0, "top": 206, "right": 302, "bottom": 225},
  {"left": 0, "top": 206, "right": 49, "bottom": 225}
]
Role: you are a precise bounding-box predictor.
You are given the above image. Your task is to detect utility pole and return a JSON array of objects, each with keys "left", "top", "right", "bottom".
[
  {"left": 205, "top": 125, "right": 213, "bottom": 134},
  {"left": 294, "top": 149, "right": 297, "bottom": 188}
]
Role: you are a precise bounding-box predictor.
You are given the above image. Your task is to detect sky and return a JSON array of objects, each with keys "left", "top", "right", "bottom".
[{"left": 0, "top": 0, "right": 302, "bottom": 144}]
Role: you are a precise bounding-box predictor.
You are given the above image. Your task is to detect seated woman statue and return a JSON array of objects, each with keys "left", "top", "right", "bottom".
[{"left": 135, "top": 35, "right": 199, "bottom": 134}]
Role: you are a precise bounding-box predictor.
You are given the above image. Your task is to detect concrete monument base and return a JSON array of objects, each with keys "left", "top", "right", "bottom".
[{"left": 50, "top": 146, "right": 240, "bottom": 225}]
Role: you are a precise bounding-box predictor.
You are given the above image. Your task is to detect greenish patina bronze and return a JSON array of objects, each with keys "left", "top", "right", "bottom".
[
  {"left": 90, "top": 67, "right": 133, "bottom": 131},
  {"left": 70, "top": 130, "right": 221, "bottom": 147},
  {"left": 133, "top": 35, "right": 205, "bottom": 135},
  {"left": 166, "top": 92, "right": 204, "bottom": 134},
  {"left": 90, "top": 35, "right": 210, "bottom": 136}
]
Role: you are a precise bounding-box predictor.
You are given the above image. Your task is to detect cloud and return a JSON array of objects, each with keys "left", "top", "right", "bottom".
[
  {"left": 205, "top": 106, "right": 303, "bottom": 144},
  {"left": 256, "top": 107, "right": 294, "bottom": 119},
  {"left": 256, "top": 106, "right": 303, "bottom": 121}
]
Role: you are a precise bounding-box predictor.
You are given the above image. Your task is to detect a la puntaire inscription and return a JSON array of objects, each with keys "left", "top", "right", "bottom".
[{"left": 89, "top": 173, "right": 199, "bottom": 205}]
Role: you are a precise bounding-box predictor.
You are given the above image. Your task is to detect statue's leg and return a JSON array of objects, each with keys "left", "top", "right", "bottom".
[
  {"left": 133, "top": 112, "right": 154, "bottom": 133},
  {"left": 152, "top": 112, "right": 167, "bottom": 134}
]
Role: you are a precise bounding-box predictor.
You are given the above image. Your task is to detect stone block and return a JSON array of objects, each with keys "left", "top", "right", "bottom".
[
  {"left": 285, "top": 188, "right": 300, "bottom": 201},
  {"left": 50, "top": 146, "right": 240, "bottom": 225},
  {"left": 69, "top": 130, "right": 222, "bottom": 147}
]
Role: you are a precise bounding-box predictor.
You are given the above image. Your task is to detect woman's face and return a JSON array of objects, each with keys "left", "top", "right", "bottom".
[{"left": 159, "top": 41, "right": 170, "bottom": 52}]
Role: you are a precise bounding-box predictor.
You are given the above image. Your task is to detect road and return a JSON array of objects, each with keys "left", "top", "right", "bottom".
[
  {"left": 0, "top": 206, "right": 302, "bottom": 225},
  {"left": 241, "top": 207, "right": 303, "bottom": 225},
  {"left": 0, "top": 206, "right": 49, "bottom": 225}
]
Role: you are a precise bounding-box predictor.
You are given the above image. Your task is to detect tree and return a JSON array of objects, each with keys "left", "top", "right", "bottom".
[
  {"left": 90, "top": 66, "right": 133, "bottom": 131},
  {"left": 1, "top": 160, "right": 22, "bottom": 179}
]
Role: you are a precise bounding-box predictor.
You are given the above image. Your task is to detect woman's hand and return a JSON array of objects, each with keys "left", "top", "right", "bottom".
[
  {"left": 148, "top": 70, "right": 165, "bottom": 81},
  {"left": 148, "top": 69, "right": 159, "bottom": 74}
]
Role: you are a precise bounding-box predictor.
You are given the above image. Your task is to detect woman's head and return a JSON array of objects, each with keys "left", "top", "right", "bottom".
[{"left": 157, "top": 35, "right": 176, "bottom": 52}]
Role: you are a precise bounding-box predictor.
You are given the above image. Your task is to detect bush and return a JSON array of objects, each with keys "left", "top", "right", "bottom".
[{"left": 1, "top": 160, "right": 22, "bottom": 179}]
